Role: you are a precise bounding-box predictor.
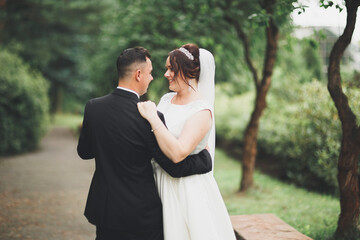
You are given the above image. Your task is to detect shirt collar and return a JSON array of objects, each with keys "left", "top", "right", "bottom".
[{"left": 116, "top": 86, "right": 140, "bottom": 99}]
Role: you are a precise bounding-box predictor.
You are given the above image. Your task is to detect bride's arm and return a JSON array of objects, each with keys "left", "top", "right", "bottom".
[{"left": 137, "top": 101, "right": 212, "bottom": 163}]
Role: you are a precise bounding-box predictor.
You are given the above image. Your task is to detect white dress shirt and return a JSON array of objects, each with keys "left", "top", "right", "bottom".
[{"left": 117, "top": 86, "right": 140, "bottom": 99}]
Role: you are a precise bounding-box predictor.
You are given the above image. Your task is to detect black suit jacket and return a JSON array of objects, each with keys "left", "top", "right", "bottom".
[{"left": 77, "top": 88, "right": 212, "bottom": 232}]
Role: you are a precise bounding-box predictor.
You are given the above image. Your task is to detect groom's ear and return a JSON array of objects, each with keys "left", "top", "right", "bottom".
[{"left": 134, "top": 69, "right": 141, "bottom": 82}]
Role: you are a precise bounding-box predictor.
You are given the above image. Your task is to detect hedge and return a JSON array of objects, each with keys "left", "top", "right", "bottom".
[{"left": 0, "top": 49, "right": 49, "bottom": 156}]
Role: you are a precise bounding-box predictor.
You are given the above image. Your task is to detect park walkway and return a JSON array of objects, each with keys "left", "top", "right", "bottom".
[{"left": 0, "top": 127, "right": 95, "bottom": 240}]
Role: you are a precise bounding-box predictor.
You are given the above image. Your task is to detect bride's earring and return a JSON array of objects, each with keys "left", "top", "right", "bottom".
[{"left": 188, "top": 80, "right": 192, "bottom": 92}]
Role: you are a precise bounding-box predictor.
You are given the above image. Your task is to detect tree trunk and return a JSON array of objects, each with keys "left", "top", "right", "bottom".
[
  {"left": 240, "top": 89, "right": 267, "bottom": 191},
  {"left": 50, "top": 82, "right": 63, "bottom": 114},
  {"left": 327, "top": 0, "right": 360, "bottom": 238},
  {"left": 0, "top": 0, "right": 6, "bottom": 34},
  {"left": 336, "top": 146, "right": 360, "bottom": 238},
  {"left": 240, "top": 0, "right": 279, "bottom": 192}
]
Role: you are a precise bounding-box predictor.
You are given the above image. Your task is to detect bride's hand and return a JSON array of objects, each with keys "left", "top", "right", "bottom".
[{"left": 137, "top": 101, "right": 158, "bottom": 121}]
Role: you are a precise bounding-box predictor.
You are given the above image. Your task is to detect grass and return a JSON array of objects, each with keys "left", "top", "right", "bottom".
[
  {"left": 214, "top": 149, "right": 339, "bottom": 240},
  {"left": 50, "top": 113, "right": 83, "bottom": 133},
  {"left": 53, "top": 113, "right": 340, "bottom": 239}
]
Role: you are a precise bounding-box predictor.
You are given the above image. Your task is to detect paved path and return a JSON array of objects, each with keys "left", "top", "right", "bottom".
[{"left": 0, "top": 127, "right": 96, "bottom": 240}]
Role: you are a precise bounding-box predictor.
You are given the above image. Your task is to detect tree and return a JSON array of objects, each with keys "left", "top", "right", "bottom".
[
  {"left": 220, "top": 0, "right": 298, "bottom": 191},
  {"left": 1, "top": 0, "right": 107, "bottom": 113},
  {"left": 0, "top": 48, "right": 49, "bottom": 156},
  {"left": 325, "top": 0, "right": 360, "bottom": 238},
  {"left": 87, "top": 0, "right": 194, "bottom": 99}
]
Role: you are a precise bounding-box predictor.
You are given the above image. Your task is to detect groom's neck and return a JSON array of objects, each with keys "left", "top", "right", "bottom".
[{"left": 118, "top": 81, "right": 140, "bottom": 96}]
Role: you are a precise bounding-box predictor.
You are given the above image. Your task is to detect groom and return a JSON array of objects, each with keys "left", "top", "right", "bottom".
[{"left": 77, "top": 47, "right": 212, "bottom": 240}]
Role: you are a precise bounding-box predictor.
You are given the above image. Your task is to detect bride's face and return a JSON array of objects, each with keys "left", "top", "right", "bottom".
[{"left": 164, "top": 57, "right": 184, "bottom": 92}]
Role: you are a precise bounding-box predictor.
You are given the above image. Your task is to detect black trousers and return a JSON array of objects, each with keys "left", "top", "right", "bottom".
[{"left": 96, "top": 226, "right": 164, "bottom": 240}]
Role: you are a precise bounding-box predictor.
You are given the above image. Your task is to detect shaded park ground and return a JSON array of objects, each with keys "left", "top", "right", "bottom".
[{"left": 0, "top": 127, "right": 95, "bottom": 240}]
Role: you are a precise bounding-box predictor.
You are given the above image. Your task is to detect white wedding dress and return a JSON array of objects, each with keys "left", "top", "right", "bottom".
[{"left": 152, "top": 92, "right": 236, "bottom": 240}]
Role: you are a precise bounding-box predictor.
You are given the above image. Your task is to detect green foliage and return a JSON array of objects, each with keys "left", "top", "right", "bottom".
[
  {"left": 0, "top": 49, "right": 49, "bottom": 156},
  {"left": 1, "top": 0, "right": 108, "bottom": 112},
  {"left": 320, "top": 0, "right": 344, "bottom": 12},
  {"left": 275, "top": 36, "right": 325, "bottom": 85},
  {"left": 261, "top": 81, "right": 343, "bottom": 194},
  {"left": 86, "top": 0, "right": 185, "bottom": 98},
  {"left": 215, "top": 33, "right": 358, "bottom": 194},
  {"left": 216, "top": 75, "right": 360, "bottom": 195},
  {"left": 86, "top": 0, "right": 299, "bottom": 100},
  {"left": 215, "top": 85, "right": 253, "bottom": 143},
  {"left": 302, "top": 38, "right": 324, "bottom": 81}
]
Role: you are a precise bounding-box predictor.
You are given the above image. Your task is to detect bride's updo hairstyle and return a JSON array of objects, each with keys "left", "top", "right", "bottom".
[{"left": 168, "top": 43, "right": 200, "bottom": 87}]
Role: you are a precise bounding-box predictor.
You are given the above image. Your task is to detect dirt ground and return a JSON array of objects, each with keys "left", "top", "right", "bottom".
[{"left": 0, "top": 128, "right": 96, "bottom": 240}]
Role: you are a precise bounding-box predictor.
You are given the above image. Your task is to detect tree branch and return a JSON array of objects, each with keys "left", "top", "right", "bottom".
[
  {"left": 260, "top": 0, "right": 279, "bottom": 91},
  {"left": 218, "top": 0, "right": 260, "bottom": 88},
  {"left": 0, "top": 0, "right": 6, "bottom": 32},
  {"left": 327, "top": 0, "right": 359, "bottom": 132}
]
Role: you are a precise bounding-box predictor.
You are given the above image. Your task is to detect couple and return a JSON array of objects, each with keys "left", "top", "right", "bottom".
[{"left": 77, "top": 44, "right": 236, "bottom": 240}]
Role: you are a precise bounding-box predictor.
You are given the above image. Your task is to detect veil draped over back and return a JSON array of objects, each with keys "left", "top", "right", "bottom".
[{"left": 198, "top": 48, "right": 216, "bottom": 169}]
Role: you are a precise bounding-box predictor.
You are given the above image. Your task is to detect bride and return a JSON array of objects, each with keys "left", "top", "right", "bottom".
[{"left": 137, "top": 43, "right": 236, "bottom": 240}]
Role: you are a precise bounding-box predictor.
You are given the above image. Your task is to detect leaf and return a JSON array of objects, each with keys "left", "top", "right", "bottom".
[{"left": 335, "top": 4, "right": 343, "bottom": 12}]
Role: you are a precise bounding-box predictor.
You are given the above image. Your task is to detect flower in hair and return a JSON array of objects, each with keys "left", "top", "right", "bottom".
[{"left": 179, "top": 47, "right": 194, "bottom": 61}]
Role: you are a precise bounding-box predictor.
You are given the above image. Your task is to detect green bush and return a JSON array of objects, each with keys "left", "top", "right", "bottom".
[
  {"left": 215, "top": 84, "right": 253, "bottom": 144},
  {"left": 215, "top": 80, "right": 360, "bottom": 195},
  {"left": 260, "top": 81, "right": 342, "bottom": 194},
  {"left": 0, "top": 49, "right": 49, "bottom": 156}
]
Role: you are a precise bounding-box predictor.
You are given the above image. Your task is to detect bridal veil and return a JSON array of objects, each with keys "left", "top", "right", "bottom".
[{"left": 198, "top": 48, "right": 216, "bottom": 168}]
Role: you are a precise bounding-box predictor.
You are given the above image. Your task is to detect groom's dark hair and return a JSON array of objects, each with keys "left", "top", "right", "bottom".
[{"left": 117, "top": 47, "right": 151, "bottom": 80}]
